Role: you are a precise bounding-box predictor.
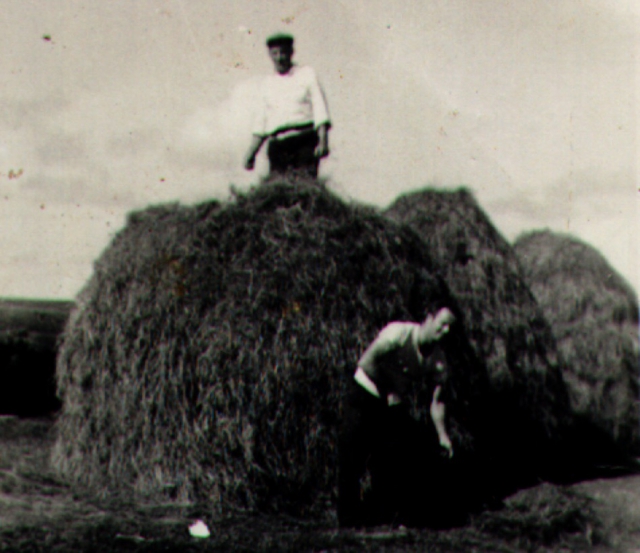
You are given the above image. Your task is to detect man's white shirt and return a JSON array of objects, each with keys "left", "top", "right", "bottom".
[{"left": 252, "top": 64, "right": 330, "bottom": 137}]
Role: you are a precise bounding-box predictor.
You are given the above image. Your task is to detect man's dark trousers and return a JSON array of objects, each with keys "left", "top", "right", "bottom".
[
  {"left": 338, "top": 382, "right": 442, "bottom": 528},
  {"left": 267, "top": 129, "right": 319, "bottom": 179}
]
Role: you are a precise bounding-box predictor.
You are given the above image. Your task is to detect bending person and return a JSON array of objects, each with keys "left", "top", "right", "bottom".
[{"left": 338, "top": 307, "right": 456, "bottom": 528}]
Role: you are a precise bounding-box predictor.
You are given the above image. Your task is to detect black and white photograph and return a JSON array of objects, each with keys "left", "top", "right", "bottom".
[{"left": 0, "top": 1, "right": 638, "bottom": 551}]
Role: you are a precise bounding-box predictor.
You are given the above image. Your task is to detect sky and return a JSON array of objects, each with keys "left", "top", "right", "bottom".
[{"left": 0, "top": 0, "right": 638, "bottom": 299}]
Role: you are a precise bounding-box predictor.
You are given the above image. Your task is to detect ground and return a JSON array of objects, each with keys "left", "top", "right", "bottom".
[{"left": 1, "top": 415, "right": 639, "bottom": 553}]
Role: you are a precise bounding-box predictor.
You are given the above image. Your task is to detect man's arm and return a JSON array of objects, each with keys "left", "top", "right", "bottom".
[
  {"left": 307, "top": 67, "right": 330, "bottom": 159},
  {"left": 244, "top": 134, "right": 267, "bottom": 170},
  {"left": 357, "top": 323, "right": 407, "bottom": 371},
  {"left": 315, "top": 123, "right": 330, "bottom": 159},
  {"left": 430, "top": 385, "right": 453, "bottom": 458}
]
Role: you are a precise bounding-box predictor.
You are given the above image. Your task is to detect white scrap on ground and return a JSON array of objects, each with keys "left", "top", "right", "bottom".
[{"left": 188, "top": 519, "right": 211, "bottom": 538}]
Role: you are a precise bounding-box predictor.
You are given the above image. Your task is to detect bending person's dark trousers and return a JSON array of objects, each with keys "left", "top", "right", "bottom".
[
  {"left": 338, "top": 382, "right": 438, "bottom": 527},
  {"left": 267, "top": 129, "right": 319, "bottom": 179}
]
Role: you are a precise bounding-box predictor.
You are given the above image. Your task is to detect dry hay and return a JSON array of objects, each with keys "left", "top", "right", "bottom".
[
  {"left": 53, "top": 181, "right": 491, "bottom": 518},
  {"left": 514, "top": 230, "right": 640, "bottom": 452},
  {"left": 385, "top": 188, "right": 576, "bottom": 482},
  {"left": 474, "top": 483, "right": 598, "bottom": 550}
]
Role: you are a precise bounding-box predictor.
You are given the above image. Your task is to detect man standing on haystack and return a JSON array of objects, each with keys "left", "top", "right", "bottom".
[
  {"left": 338, "top": 307, "right": 457, "bottom": 528},
  {"left": 244, "top": 32, "right": 331, "bottom": 180}
]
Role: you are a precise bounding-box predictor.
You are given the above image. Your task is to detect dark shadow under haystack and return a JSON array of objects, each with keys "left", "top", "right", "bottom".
[
  {"left": 53, "top": 181, "right": 491, "bottom": 522},
  {"left": 514, "top": 230, "right": 640, "bottom": 456},
  {"left": 0, "top": 299, "right": 72, "bottom": 416},
  {"left": 385, "top": 188, "right": 577, "bottom": 487}
]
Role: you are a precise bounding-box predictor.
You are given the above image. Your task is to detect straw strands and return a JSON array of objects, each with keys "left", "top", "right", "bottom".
[
  {"left": 385, "top": 188, "right": 574, "bottom": 481},
  {"left": 514, "top": 230, "right": 639, "bottom": 452},
  {"left": 53, "top": 182, "right": 484, "bottom": 516}
]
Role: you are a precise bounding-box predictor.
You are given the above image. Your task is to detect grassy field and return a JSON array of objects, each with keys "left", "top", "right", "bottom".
[
  {"left": 2, "top": 415, "right": 639, "bottom": 552},
  {"left": 0, "top": 298, "right": 73, "bottom": 347}
]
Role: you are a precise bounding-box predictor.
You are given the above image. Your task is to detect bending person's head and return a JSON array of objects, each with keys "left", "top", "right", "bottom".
[
  {"left": 418, "top": 307, "right": 456, "bottom": 344},
  {"left": 433, "top": 307, "right": 456, "bottom": 337}
]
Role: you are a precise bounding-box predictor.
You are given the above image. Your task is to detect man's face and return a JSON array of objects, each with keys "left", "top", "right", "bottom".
[
  {"left": 418, "top": 307, "right": 455, "bottom": 344},
  {"left": 268, "top": 45, "right": 293, "bottom": 74},
  {"left": 431, "top": 308, "right": 455, "bottom": 339}
]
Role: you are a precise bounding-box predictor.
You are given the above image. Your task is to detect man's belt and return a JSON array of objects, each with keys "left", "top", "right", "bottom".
[{"left": 270, "top": 123, "right": 315, "bottom": 140}]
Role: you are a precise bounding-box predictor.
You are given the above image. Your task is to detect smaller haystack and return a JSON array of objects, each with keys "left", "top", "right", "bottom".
[
  {"left": 514, "top": 230, "right": 640, "bottom": 453},
  {"left": 53, "top": 181, "right": 487, "bottom": 519},
  {"left": 385, "top": 188, "right": 574, "bottom": 483}
]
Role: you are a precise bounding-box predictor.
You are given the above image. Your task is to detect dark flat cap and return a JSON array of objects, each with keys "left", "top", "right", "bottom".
[{"left": 266, "top": 33, "right": 294, "bottom": 48}]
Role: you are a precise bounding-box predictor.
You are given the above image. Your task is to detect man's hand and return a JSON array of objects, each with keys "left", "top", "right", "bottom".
[
  {"left": 439, "top": 434, "right": 454, "bottom": 458},
  {"left": 314, "top": 142, "right": 329, "bottom": 159},
  {"left": 244, "top": 135, "right": 266, "bottom": 171},
  {"left": 244, "top": 155, "right": 256, "bottom": 171}
]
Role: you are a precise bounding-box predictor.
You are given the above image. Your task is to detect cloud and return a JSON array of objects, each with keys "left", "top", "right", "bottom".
[
  {"left": 0, "top": 0, "right": 636, "bottom": 299},
  {"left": 17, "top": 171, "right": 134, "bottom": 207},
  {"left": 0, "top": 94, "right": 70, "bottom": 131},
  {"left": 0, "top": 198, "right": 127, "bottom": 299},
  {"left": 175, "top": 78, "right": 259, "bottom": 169},
  {"left": 485, "top": 168, "right": 638, "bottom": 290}
]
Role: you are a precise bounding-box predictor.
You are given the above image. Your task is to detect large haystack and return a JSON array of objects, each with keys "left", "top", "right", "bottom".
[
  {"left": 385, "top": 188, "right": 574, "bottom": 479},
  {"left": 53, "top": 182, "right": 490, "bottom": 518},
  {"left": 514, "top": 230, "right": 640, "bottom": 452}
]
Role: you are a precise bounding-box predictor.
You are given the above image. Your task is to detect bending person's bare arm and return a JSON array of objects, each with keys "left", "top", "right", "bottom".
[{"left": 430, "top": 385, "right": 453, "bottom": 458}]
